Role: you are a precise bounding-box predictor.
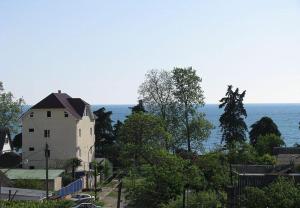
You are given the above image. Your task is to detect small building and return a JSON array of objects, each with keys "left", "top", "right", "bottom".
[
  {"left": 1, "top": 169, "right": 64, "bottom": 191},
  {"left": 0, "top": 128, "right": 12, "bottom": 155},
  {"left": 21, "top": 91, "right": 95, "bottom": 170}
]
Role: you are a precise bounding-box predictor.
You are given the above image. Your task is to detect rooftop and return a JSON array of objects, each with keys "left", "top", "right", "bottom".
[{"left": 1, "top": 169, "right": 64, "bottom": 180}]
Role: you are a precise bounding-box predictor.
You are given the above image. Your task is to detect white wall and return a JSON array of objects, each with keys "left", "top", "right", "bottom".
[
  {"left": 22, "top": 108, "right": 77, "bottom": 169},
  {"left": 76, "top": 109, "right": 95, "bottom": 171}
]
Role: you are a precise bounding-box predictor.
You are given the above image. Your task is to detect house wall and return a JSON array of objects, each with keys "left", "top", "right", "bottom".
[
  {"left": 276, "top": 154, "right": 300, "bottom": 165},
  {"left": 22, "top": 109, "right": 77, "bottom": 169},
  {"left": 76, "top": 110, "right": 95, "bottom": 171}
]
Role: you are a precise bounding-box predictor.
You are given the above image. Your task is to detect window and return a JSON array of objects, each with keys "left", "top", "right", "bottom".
[
  {"left": 29, "top": 166, "right": 35, "bottom": 169},
  {"left": 44, "top": 129, "right": 50, "bottom": 138},
  {"left": 47, "top": 111, "right": 51, "bottom": 118},
  {"left": 90, "top": 127, "right": 93, "bottom": 136},
  {"left": 79, "top": 129, "right": 81, "bottom": 137},
  {"left": 64, "top": 111, "right": 68, "bottom": 117},
  {"left": 30, "top": 112, "right": 34, "bottom": 117},
  {"left": 29, "top": 128, "right": 34, "bottom": 133},
  {"left": 29, "top": 147, "right": 34, "bottom": 151}
]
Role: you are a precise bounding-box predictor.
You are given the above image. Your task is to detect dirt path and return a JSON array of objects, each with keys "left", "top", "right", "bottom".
[{"left": 99, "top": 180, "right": 126, "bottom": 208}]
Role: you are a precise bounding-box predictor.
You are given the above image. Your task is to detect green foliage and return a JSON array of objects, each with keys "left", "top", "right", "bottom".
[
  {"left": 93, "top": 107, "right": 114, "bottom": 157},
  {"left": 255, "top": 134, "right": 285, "bottom": 155},
  {"left": 13, "top": 179, "right": 44, "bottom": 190},
  {"left": 138, "top": 68, "right": 212, "bottom": 152},
  {"left": 227, "top": 142, "right": 276, "bottom": 165},
  {"left": 162, "top": 190, "right": 219, "bottom": 208},
  {"left": 0, "top": 81, "right": 25, "bottom": 133},
  {"left": 219, "top": 85, "right": 247, "bottom": 146},
  {"left": 103, "top": 159, "right": 113, "bottom": 179},
  {"left": 196, "top": 151, "right": 230, "bottom": 190},
  {"left": 0, "top": 200, "right": 75, "bottom": 208},
  {"left": 172, "top": 67, "right": 210, "bottom": 152},
  {"left": 124, "top": 150, "right": 205, "bottom": 208},
  {"left": 61, "top": 173, "right": 73, "bottom": 186},
  {"left": 12, "top": 133, "right": 22, "bottom": 151},
  {"left": 130, "top": 100, "right": 147, "bottom": 114},
  {"left": 241, "top": 178, "right": 300, "bottom": 208},
  {"left": 241, "top": 187, "right": 268, "bottom": 208},
  {"left": 249, "top": 116, "right": 281, "bottom": 145},
  {"left": 119, "top": 112, "right": 171, "bottom": 167}
]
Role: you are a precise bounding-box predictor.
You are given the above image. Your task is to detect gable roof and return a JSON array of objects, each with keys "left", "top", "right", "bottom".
[
  {"left": 0, "top": 128, "right": 12, "bottom": 153},
  {"left": 31, "top": 92, "right": 90, "bottom": 119},
  {"left": 1, "top": 169, "right": 64, "bottom": 180}
]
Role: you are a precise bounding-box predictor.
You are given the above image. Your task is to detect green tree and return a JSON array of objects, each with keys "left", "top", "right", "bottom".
[
  {"left": 125, "top": 150, "right": 204, "bottom": 208},
  {"left": 241, "top": 186, "right": 268, "bottom": 208},
  {"left": 219, "top": 85, "right": 247, "bottom": 147},
  {"left": 138, "top": 70, "right": 180, "bottom": 150},
  {"left": 12, "top": 133, "right": 22, "bottom": 151},
  {"left": 64, "top": 158, "right": 82, "bottom": 181},
  {"left": 242, "top": 178, "right": 300, "bottom": 208},
  {"left": 249, "top": 116, "right": 281, "bottom": 146},
  {"left": 162, "top": 190, "right": 219, "bottom": 208},
  {"left": 130, "top": 100, "right": 147, "bottom": 114},
  {"left": 172, "top": 67, "right": 212, "bottom": 152},
  {"left": 0, "top": 81, "right": 24, "bottom": 133},
  {"left": 255, "top": 134, "right": 285, "bottom": 156},
  {"left": 93, "top": 107, "right": 114, "bottom": 157},
  {"left": 119, "top": 113, "right": 171, "bottom": 167}
]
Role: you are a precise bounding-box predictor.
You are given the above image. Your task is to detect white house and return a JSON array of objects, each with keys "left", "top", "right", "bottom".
[
  {"left": 0, "top": 128, "right": 12, "bottom": 155},
  {"left": 21, "top": 91, "right": 95, "bottom": 170}
]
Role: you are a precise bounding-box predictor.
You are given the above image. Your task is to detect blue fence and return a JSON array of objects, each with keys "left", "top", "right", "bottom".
[{"left": 57, "top": 178, "right": 83, "bottom": 197}]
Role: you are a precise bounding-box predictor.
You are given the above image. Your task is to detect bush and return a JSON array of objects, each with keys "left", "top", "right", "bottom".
[
  {"left": 13, "top": 179, "right": 44, "bottom": 190},
  {"left": 255, "top": 134, "right": 285, "bottom": 156},
  {"left": 241, "top": 177, "right": 300, "bottom": 208},
  {"left": 162, "top": 190, "right": 220, "bottom": 208},
  {"left": 0, "top": 200, "right": 75, "bottom": 208}
]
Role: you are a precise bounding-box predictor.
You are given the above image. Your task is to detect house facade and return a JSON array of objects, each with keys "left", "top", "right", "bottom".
[{"left": 21, "top": 91, "right": 95, "bottom": 170}]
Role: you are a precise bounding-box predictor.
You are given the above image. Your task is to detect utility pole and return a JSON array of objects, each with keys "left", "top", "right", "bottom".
[
  {"left": 94, "top": 162, "right": 97, "bottom": 200},
  {"left": 182, "top": 188, "right": 186, "bottom": 208},
  {"left": 45, "top": 143, "right": 50, "bottom": 200},
  {"left": 117, "top": 179, "right": 123, "bottom": 208}
]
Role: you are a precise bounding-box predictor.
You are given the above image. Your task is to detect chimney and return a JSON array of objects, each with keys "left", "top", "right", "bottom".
[{"left": 58, "top": 90, "right": 61, "bottom": 94}]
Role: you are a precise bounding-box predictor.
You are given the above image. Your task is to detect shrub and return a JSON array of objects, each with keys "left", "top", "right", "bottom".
[
  {"left": 0, "top": 200, "right": 75, "bottom": 208},
  {"left": 13, "top": 179, "right": 44, "bottom": 190}
]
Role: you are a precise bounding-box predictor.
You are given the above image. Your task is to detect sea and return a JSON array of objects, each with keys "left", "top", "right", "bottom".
[{"left": 92, "top": 104, "right": 300, "bottom": 151}]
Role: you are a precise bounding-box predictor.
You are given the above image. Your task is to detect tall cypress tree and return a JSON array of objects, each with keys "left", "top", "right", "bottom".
[{"left": 219, "top": 85, "right": 247, "bottom": 147}]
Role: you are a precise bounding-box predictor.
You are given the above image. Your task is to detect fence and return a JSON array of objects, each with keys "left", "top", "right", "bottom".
[{"left": 57, "top": 178, "right": 83, "bottom": 198}]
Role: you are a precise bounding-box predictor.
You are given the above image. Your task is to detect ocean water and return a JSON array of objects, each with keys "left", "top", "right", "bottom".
[{"left": 92, "top": 104, "right": 300, "bottom": 150}]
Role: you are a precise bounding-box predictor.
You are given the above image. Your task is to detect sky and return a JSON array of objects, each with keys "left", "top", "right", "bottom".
[{"left": 1, "top": 0, "right": 300, "bottom": 105}]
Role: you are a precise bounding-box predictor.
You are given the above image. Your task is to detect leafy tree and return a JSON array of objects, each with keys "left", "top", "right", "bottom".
[
  {"left": 93, "top": 107, "right": 114, "bottom": 157},
  {"left": 119, "top": 113, "right": 171, "bottom": 167},
  {"left": 241, "top": 186, "right": 268, "bottom": 208},
  {"left": 162, "top": 190, "right": 219, "bottom": 208},
  {"left": 219, "top": 85, "right": 247, "bottom": 147},
  {"left": 12, "top": 133, "right": 22, "bottom": 151},
  {"left": 138, "top": 69, "right": 175, "bottom": 123},
  {"left": 172, "top": 67, "right": 212, "bottom": 152},
  {"left": 138, "top": 70, "right": 180, "bottom": 150},
  {"left": 249, "top": 116, "right": 281, "bottom": 146},
  {"left": 0, "top": 81, "right": 24, "bottom": 133},
  {"left": 255, "top": 134, "right": 285, "bottom": 156},
  {"left": 196, "top": 151, "right": 229, "bottom": 191},
  {"left": 125, "top": 150, "right": 205, "bottom": 208},
  {"left": 241, "top": 178, "right": 300, "bottom": 208},
  {"left": 64, "top": 158, "right": 82, "bottom": 181},
  {"left": 130, "top": 100, "right": 147, "bottom": 114}
]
